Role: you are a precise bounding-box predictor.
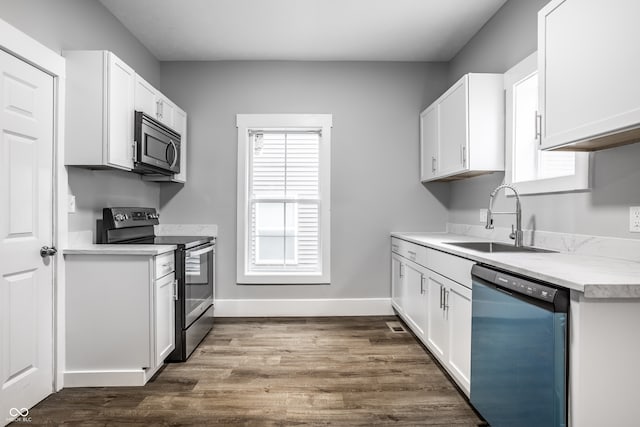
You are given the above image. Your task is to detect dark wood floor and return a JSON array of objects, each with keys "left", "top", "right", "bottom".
[{"left": 22, "top": 316, "right": 484, "bottom": 426}]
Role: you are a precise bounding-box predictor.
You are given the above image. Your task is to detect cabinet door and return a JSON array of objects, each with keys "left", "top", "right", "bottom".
[
  {"left": 426, "top": 271, "right": 448, "bottom": 360},
  {"left": 106, "top": 53, "right": 135, "bottom": 170},
  {"left": 438, "top": 78, "right": 468, "bottom": 176},
  {"left": 134, "top": 74, "right": 158, "bottom": 118},
  {"left": 539, "top": 0, "right": 640, "bottom": 150},
  {"left": 403, "top": 261, "right": 428, "bottom": 338},
  {"left": 446, "top": 280, "right": 472, "bottom": 395},
  {"left": 420, "top": 104, "right": 438, "bottom": 181},
  {"left": 154, "top": 272, "right": 176, "bottom": 367},
  {"left": 391, "top": 253, "right": 404, "bottom": 313},
  {"left": 157, "top": 96, "right": 176, "bottom": 129}
]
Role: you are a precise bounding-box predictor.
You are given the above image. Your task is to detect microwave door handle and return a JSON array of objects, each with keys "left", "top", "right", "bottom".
[
  {"left": 168, "top": 139, "right": 178, "bottom": 168},
  {"left": 187, "top": 245, "right": 215, "bottom": 257}
]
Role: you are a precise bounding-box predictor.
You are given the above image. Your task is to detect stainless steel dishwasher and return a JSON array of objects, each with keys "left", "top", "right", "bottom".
[{"left": 470, "top": 264, "right": 569, "bottom": 427}]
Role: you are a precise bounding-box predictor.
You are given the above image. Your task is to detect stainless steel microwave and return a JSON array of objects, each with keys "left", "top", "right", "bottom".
[{"left": 133, "top": 111, "right": 181, "bottom": 175}]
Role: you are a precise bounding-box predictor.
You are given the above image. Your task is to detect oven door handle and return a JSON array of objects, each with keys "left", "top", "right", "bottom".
[{"left": 187, "top": 244, "right": 215, "bottom": 257}]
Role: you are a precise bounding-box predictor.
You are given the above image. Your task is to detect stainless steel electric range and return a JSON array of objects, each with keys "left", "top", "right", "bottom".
[{"left": 97, "top": 207, "right": 215, "bottom": 362}]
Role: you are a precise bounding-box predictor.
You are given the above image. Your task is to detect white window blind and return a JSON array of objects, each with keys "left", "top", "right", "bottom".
[{"left": 249, "top": 131, "right": 321, "bottom": 273}]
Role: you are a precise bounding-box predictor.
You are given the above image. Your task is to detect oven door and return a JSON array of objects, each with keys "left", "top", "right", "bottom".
[{"left": 184, "top": 242, "right": 214, "bottom": 326}]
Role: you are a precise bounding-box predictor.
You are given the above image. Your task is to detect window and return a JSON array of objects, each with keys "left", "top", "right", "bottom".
[
  {"left": 236, "top": 114, "right": 332, "bottom": 284},
  {"left": 505, "top": 52, "right": 589, "bottom": 195}
]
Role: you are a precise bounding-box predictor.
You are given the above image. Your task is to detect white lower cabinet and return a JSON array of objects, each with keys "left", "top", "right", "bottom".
[
  {"left": 63, "top": 251, "right": 176, "bottom": 387},
  {"left": 426, "top": 272, "right": 448, "bottom": 360},
  {"left": 402, "top": 261, "right": 428, "bottom": 338},
  {"left": 154, "top": 270, "right": 177, "bottom": 366},
  {"left": 391, "top": 252, "right": 405, "bottom": 314},
  {"left": 391, "top": 237, "right": 473, "bottom": 396},
  {"left": 426, "top": 270, "right": 472, "bottom": 394}
]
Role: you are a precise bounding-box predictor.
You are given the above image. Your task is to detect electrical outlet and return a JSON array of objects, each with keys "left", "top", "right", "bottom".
[
  {"left": 630, "top": 207, "right": 640, "bottom": 232},
  {"left": 480, "top": 209, "right": 488, "bottom": 223},
  {"left": 68, "top": 194, "right": 76, "bottom": 214}
]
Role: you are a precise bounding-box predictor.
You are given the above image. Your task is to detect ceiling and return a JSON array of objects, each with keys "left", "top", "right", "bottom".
[{"left": 99, "top": 0, "right": 508, "bottom": 62}]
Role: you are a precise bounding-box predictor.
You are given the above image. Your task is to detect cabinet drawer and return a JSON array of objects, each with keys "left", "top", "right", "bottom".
[
  {"left": 392, "top": 238, "right": 428, "bottom": 268},
  {"left": 155, "top": 251, "right": 175, "bottom": 279},
  {"left": 391, "top": 237, "right": 403, "bottom": 254},
  {"left": 404, "top": 242, "right": 428, "bottom": 268},
  {"left": 427, "top": 249, "right": 474, "bottom": 289}
]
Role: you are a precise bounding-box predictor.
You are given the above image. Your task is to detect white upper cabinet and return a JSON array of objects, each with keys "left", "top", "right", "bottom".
[
  {"left": 420, "top": 73, "right": 504, "bottom": 182},
  {"left": 66, "top": 50, "right": 187, "bottom": 179},
  {"left": 419, "top": 104, "right": 438, "bottom": 181},
  {"left": 134, "top": 74, "right": 178, "bottom": 130},
  {"left": 156, "top": 95, "right": 176, "bottom": 129},
  {"left": 65, "top": 51, "right": 135, "bottom": 170},
  {"left": 539, "top": 0, "right": 640, "bottom": 151},
  {"left": 134, "top": 74, "right": 158, "bottom": 117}
]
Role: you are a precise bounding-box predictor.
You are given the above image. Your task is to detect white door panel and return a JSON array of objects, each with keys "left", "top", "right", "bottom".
[{"left": 0, "top": 49, "right": 54, "bottom": 422}]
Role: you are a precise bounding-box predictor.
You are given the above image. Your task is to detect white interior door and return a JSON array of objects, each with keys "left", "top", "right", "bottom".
[{"left": 0, "top": 49, "right": 54, "bottom": 422}]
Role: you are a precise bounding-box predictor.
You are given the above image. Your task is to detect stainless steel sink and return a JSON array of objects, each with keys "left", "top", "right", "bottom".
[{"left": 445, "top": 241, "right": 556, "bottom": 253}]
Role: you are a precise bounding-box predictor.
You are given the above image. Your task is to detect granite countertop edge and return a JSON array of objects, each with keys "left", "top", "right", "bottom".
[
  {"left": 391, "top": 232, "right": 640, "bottom": 299},
  {"left": 63, "top": 244, "right": 177, "bottom": 256}
]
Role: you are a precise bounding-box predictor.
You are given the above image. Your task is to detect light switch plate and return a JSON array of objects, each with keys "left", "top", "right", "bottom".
[
  {"left": 480, "top": 209, "right": 488, "bottom": 223},
  {"left": 68, "top": 194, "right": 76, "bottom": 214},
  {"left": 630, "top": 206, "right": 640, "bottom": 232}
]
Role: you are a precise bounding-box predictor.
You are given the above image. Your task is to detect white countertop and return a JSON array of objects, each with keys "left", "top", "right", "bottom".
[
  {"left": 392, "top": 232, "right": 640, "bottom": 299},
  {"left": 63, "top": 244, "right": 176, "bottom": 256}
]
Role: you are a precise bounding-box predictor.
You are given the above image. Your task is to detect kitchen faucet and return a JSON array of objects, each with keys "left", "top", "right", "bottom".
[{"left": 485, "top": 184, "right": 523, "bottom": 247}]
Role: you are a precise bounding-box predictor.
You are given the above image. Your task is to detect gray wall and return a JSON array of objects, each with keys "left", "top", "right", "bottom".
[
  {"left": 0, "top": 0, "right": 162, "bottom": 235},
  {"left": 159, "top": 61, "right": 450, "bottom": 299},
  {"left": 446, "top": 0, "right": 640, "bottom": 239}
]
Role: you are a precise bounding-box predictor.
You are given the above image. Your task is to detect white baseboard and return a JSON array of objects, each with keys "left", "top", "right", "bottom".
[
  {"left": 63, "top": 368, "right": 156, "bottom": 387},
  {"left": 214, "top": 298, "right": 393, "bottom": 317}
]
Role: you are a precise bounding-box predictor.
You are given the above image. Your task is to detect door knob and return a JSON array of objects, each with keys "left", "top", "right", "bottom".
[{"left": 40, "top": 246, "right": 58, "bottom": 258}]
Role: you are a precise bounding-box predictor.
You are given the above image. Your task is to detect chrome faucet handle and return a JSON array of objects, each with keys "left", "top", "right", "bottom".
[{"left": 509, "top": 224, "right": 516, "bottom": 240}]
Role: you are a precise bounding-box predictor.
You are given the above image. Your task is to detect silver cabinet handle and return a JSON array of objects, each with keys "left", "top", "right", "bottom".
[
  {"left": 443, "top": 289, "right": 450, "bottom": 310},
  {"left": 408, "top": 250, "right": 417, "bottom": 259},
  {"left": 535, "top": 112, "right": 542, "bottom": 145},
  {"left": 131, "top": 141, "right": 137, "bottom": 162},
  {"left": 439, "top": 285, "right": 444, "bottom": 309},
  {"left": 431, "top": 156, "right": 436, "bottom": 173},
  {"left": 173, "top": 279, "right": 178, "bottom": 300},
  {"left": 462, "top": 146, "right": 466, "bottom": 165},
  {"left": 399, "top": 263, "right": 404, "bottom": 279},
  {"left": 420, "top": 275, "right": 425, "bottom": 295}
]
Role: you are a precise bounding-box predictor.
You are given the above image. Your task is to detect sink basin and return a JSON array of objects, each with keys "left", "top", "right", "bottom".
[{"left": 445, "top": 241, "right": 556, "bottom": 253}]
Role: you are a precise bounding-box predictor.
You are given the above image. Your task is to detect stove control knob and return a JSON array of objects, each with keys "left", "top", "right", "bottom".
[{"left": 114, "top": 213, "right": 126, "bottom": 222}]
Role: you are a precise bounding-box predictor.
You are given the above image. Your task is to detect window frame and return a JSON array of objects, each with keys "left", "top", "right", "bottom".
[
  {"left": 505, "top": 52, "right": 590, "bottom": 195},
  {"left": 236, "top": 114, "right": 332, "bottom": 284}
]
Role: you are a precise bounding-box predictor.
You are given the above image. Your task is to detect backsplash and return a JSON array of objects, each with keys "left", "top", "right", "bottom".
[{"left": 447, "top": 223, "right": 640, "bottom": 263}]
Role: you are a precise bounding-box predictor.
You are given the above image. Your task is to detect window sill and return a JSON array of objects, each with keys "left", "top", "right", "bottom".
[{"left": 506, "top": 152, "right": 590, "bottom": 195}]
